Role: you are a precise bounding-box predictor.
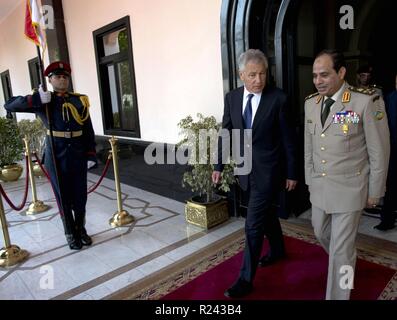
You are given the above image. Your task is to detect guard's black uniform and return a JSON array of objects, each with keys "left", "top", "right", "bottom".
[{"left": 4, "top": 90, "right": 97, "bottom": 248}]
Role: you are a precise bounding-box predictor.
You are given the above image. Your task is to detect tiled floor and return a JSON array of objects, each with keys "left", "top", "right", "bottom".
[
  {"left": 0, "top": 171, "right": 396, "bottom": 300},
  {"left": 0, "top": 172, "right": 245, "bottom": 300}
]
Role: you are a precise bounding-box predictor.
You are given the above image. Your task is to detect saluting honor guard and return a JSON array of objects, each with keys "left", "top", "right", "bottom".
[{"left": 4, "top": 61, "right": 97, "bottom": 250}]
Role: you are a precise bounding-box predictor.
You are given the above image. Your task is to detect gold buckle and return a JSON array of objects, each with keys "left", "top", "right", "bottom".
[{"left": 64, "top": 132, "right": 72, "bottom": 138}]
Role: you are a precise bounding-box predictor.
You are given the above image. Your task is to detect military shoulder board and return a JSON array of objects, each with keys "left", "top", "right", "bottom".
[
  {"left": 348, "top": 86, "right": 376, "bottom": 95},
  {"left": 305, "top": 92, "right": 319, "bottom": 101}
]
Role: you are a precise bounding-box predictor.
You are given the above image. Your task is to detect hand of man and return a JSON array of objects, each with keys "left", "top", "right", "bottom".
[
  {"left": 285, "top": 179, "right": 297, "bottom": 192},
  {"left": 212, "top": 171, "right": 222, "bottom": 184},
  {"left": 367, "top": 197, "right": 379, "bottom": 208},
  {"left": 39, "top": 85, "right": 51, "bottom": 104}
]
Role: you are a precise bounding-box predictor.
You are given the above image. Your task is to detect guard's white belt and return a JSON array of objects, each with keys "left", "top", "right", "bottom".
[{"left": 47, "top": 130, "right": 83, "bottom": 138}]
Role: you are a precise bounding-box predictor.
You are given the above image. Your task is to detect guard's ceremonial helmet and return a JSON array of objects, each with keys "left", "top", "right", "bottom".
[{"left": 44, "top": 61, "right": 71, "bottom": 77}]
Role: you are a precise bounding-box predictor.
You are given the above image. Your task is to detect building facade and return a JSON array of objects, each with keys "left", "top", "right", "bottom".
[{"left": 1, "top": 0, "right": 396, "bottom": 212}]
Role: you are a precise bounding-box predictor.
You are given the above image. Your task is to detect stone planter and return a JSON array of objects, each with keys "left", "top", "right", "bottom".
[{"left": 185, "top": 195, "right": 229, "bottom": 229}]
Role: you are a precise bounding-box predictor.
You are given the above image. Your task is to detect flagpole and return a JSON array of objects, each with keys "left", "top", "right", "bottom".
[
  {"left": 26, "top": 1, "right": 65, "bottom": 218},
  {"left": 35, "top": 43, "right": 65, "bottom": 217},
  {"left": 36, "top": 45, "right": 46, "bottom": 90}
]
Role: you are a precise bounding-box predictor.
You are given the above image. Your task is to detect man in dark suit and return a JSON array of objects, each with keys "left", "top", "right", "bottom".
[
  {"left": 212, "top": 49, "right": 297, "bottom": 298},
  {"left": 374, "top": 72, "right": 397, "bottom": 231}
]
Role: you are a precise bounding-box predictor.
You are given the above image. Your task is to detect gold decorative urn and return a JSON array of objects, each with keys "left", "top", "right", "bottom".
[
  {"left": 0, "top": 164, "right": 23, "bottom": 182},
  {"left": 185, "top": 195, "right": 229, "bottom": 229}
]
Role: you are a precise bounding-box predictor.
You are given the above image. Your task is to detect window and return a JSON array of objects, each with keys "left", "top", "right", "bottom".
[
  {"left": 1, "top": 70, "right": 15, "bottom": 120},
  {"left": 28, "top": 57, "right": 41, "bottom": 90},
  {"left": 93, "top": 16, "right": 140, "bottom": 138},
  {"left": 1, "top": 70, "right": 12, "bottom": 101}
]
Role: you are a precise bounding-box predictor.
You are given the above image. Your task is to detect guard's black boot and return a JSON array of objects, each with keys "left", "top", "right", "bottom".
[
  {"left": 75, "top": 212, "right": 92, "bottom": 246},
  {"left": 66, "top": 234, "right": 82, "bottom": 250},
  {"left": 61, "top": 213, "right": 81, "bottom": 250},
  {"left": 79, "top": 227, "right": 92, "bottom": 246}
]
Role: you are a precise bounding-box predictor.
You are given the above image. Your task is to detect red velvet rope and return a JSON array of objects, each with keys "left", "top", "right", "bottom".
[
  {"left": 33, "top": 152, "right": 112, "bottom": 196},
  {"left": 32, "top": 153, "right": 52, "bottom": 183},
  {"left": 87, "top": 155, "right": 112, "bottom": 194},
  {"left": 0, "top": 156, "right": 30, "bottom": 211}
]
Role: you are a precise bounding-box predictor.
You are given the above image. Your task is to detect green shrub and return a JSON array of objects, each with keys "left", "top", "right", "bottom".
[
  {"left": 177, "top": 113, "right": 236, "bottom": 203},
  {"left": 0, "top": 117, "right": 24, "bottom": 167}
]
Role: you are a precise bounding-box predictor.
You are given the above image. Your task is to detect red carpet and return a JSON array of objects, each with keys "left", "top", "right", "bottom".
[{"left": 162, "top": 236, "right": 395, "bottom": 300}]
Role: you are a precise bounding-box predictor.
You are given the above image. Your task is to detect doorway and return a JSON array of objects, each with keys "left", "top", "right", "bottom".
[{"left": 221, "top": 0, "right": 397, "bottom": 216}]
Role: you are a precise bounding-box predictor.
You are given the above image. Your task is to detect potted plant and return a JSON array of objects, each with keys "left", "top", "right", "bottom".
[
  {"left": 0, "top": 117, "right": 24, "bottom": 182},
  {"left": 177, "top": 113, "right": 236, "bottom": 229},
  {"left": 17, "top": 118, "right": 46, "bottom": 177}
]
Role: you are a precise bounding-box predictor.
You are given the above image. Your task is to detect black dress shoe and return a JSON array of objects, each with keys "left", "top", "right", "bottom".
[
  {"left": 258, "top": 253, "right": 286, "bottom": 267},
  {"left": 66, "top": 235, "right": 82, "bottom": 250},
  {"left": 364, "top": 207, "right": 382, "bottom": 215},
  {"left": 80, "top": 233, "right": 92, "bottom": 246},
  {"left": 76, "top": 227, "right": 93, "bottom": 246},
  {"left": 80, "top": 229, "right": 93, "bottom": 246},
  {"left": 374, "top": 222, "right": 395, "bottom": 231},
  {"left": 224, "top": 279, "right": 253, "bottom": 298}
]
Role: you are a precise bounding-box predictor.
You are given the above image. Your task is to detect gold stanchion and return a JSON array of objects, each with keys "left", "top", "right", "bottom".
[
  {"left": 23, "top": 137, "right": 49, "bottom": 215},
  {"left": 0, "top": 192, "right": 29, "bottom": 267},
  {"left": 108, "top": 136, "right": 135, "bottom": 227}
]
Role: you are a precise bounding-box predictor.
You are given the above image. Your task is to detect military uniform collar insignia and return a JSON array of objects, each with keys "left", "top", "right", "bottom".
[
  {"left": 348, "top": 86, "right": 376, "bottom": 95},
  {"left": 342, "top": 91, "right": 351, "bottom": 103},
  {"left": 304, "top": 92, "right": 319, "bottom": 101}
]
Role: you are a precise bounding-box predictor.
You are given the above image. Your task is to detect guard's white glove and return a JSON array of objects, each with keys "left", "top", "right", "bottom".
[
  {"left": 39, "top": 85, "right": 51, "bottom": 104},
  {"left": 87, "top": 160, "right": 96, "bottom": 170}
]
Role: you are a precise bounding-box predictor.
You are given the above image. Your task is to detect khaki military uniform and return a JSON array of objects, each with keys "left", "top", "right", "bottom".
[
  {"left": 358, "top": 84, "right": 383, "bottom": 97},
  {"left": 304, "top": 82, "right": 390, "bottom": 300},
  {"left": 369, "top": 84, "right": 383, "bottom": 97}
]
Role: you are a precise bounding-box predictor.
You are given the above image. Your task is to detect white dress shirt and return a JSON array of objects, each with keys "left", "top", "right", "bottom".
[{"left": 322, "top": 82, "right": 346, "bottom": 113}]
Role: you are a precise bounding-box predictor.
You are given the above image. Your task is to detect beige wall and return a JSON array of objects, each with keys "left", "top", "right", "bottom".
[
  {"left": 0, "top": 1, "right": 41, "bottom": 121},
  {"left": 62, "top": 0, "right": 224, "bottom": 144},
  {"left": 0, "top": 0, "right": 225, "bottom": 143}
]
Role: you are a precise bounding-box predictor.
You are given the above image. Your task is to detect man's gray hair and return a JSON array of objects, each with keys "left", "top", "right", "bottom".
[{"left": 238, "top": 49, "right": 268, "bottom": 72}]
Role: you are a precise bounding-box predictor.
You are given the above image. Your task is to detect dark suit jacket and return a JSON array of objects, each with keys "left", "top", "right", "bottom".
[
  {"left": 385, "top": 90, "right": 397, "bottom": 195},
  {"left": 385, "top": 90, "right": 397, "bottom": 154},
  {"left": 215, "top": 86, "right": 297, "bottom": 193}
]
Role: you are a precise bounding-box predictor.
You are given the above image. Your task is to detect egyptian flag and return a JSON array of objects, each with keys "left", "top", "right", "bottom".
[{"left": 24, "top": 0, "right": 46, "bottom": 49}]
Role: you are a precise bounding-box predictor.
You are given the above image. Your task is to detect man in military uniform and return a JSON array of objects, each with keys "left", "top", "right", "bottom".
[
  {"left": 356, "top": 64, "right": 383, "bottom": 96},
  {"left": 304, "top": 50, "right": 390, "bottom": 300},
  {"left": 4, "top": 61, "right": 97, "bottom": 250}
]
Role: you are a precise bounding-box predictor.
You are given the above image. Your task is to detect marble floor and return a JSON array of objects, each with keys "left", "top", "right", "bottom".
[{"left": 0, "top": 172, "right": 396, "bottom": 300}]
